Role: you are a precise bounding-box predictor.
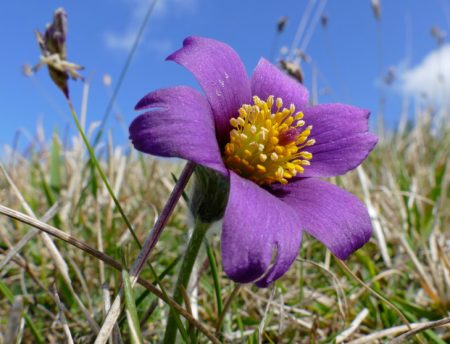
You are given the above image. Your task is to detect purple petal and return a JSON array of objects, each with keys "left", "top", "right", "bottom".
[
  {"left": 274, "top": 178, "right": 372, "bottom": 259},
  {"left": 301, "top": 104, "right": 378, "bottom": 177},
  {"left": 167, "top": 36, "right": 252, "bottom": 146},
  {"left": 221, "top": 172, "right": 302, "bottom": 287},
  {"left": 251, "top": 58, "right": 309, "bottom": 110},
  {"left": 130, "top": 86, "right": 227, "bottom": 175}
]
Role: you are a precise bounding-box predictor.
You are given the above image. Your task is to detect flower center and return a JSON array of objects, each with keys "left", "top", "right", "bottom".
[{"left": 223, "top": 95, "right": 315, "bottom": 185}]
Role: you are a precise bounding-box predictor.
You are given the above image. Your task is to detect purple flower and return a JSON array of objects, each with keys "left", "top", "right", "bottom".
[{"left": 130, "top": 36, "right": 377, "bottom": 287}]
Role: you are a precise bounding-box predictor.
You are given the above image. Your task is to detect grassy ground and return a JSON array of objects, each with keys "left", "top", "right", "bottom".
[{"left": 0, "top": 101, "right": 449, "bottom": 344}]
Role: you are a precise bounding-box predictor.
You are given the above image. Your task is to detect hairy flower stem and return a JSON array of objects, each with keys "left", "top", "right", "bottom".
[{"left": 164, "top": 220, "right": 210, "bottom": 344}]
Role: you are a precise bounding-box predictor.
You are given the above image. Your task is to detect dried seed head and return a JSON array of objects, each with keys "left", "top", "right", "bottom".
[
  {"left": 33, "top": 7, "right": 83, "bottom": 98},
  {"left": 279, "top": 60, "right": 304, "bottom": 84}
]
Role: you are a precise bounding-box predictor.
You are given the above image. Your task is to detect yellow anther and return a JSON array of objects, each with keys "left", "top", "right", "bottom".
[
  {"left": 284, "top": 116, "right": 294, "bottom": 126},
  {"left": 256, "top": 164, "right": 266, "bottom": 173},
  {"left": 275, "top": 146, "right": 284, "bottom": 154},
  {"left": 284, "top": 171, "right": 293, "bottom": 179},
  {"left": 276, "top": 97, "right": 283, "bottom": 109},
  {"left": 306, "top": 139, "right": 315, "bottom": 146},
  {"left": 259, "top": 153, "right": 267, "bottom": 162},
  {"left": 286, "top": 162, "right": 295, "bottom": 170},
  {"left": 296, "top": 136, "right": 307, "bottom": 144},
  {"left": 299, "top": 151, "right": 312, "bottom": 159},
  {"left": 276, "top": 167, "right": 284, "bottom": 178}
]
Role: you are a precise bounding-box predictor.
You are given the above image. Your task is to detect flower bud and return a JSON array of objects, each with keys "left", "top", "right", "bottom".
[{"left": 189, "top": 166, "right": 230, "bottom": 224}]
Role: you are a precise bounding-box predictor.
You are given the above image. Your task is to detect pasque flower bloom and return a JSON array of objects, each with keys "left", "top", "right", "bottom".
[{"left": 130, "top": 36, "right": 377, "bottom": 287}]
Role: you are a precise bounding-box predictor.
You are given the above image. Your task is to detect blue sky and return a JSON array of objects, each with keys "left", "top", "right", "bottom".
[{"left": 1, "top": 0, "right": 449, "bottom": 151}]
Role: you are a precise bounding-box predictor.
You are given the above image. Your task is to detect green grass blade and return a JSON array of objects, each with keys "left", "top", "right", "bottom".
[
  {"left": 50, "top": 131, "right": 61, "bottom": 193},
  {"left": 204, "top": 239, "right": 223, "bottom": 318},
  {"left": 0, "top": 280, "right": 14, "bottom": 302},
  {"left": 122, "top": 269, "right": 143, "bottom": 344},
  {"left": 0, "top": 281, "right": 44, "bottom": 344}
]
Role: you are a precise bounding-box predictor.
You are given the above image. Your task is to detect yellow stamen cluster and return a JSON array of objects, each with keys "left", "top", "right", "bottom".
[{"left": 224, "top": 95, "right": 315, "bottom": 185}]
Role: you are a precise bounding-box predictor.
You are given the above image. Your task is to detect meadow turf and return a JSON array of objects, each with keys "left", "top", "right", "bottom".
[{"left": 0, "top": 103, "right": 448, "bottom": 343}]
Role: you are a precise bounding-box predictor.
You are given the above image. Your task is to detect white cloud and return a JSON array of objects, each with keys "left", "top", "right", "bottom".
[
  {"left": 399, "top": 43, "right": 450, "bottom": 107},
  {"left": 104, "top": 0, "right": 197, "bottom": 53}
]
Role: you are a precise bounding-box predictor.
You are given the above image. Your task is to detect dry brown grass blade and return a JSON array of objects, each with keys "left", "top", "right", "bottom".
[
  {"left": 398, "top": 234, "right": 440, "bottom": 302},
  {"left": 179, "top": 285, "right": 194, "bottom": 320},
  {"left": 357, "top": 166, "right": 392, "bottom": 267},
  {"left": 0, "top": 203, "right": 220, "bottom": 344},
  {"left": 258, "top": 285, "right": 276, "bottom": 344},
  {"left": 388, "top": 316, "right": 450, "bottom": 344},
  {"left": 0, "top": 202, "right": 59, "bottom": 270},
  {"left": 5, "top": 296, "right": 24, "bottom": 344},
  {"left": 102, "top": 283, "right": 123, "bottom": 344},
  {"left": 52, "top": 284, "right": 74, "bottom": 344},
  {"left": 335, "top": 308, "right": 369, "bottom": 343},
  {"left": 346, "top": 317, "right": 450, "bottom": 344}
]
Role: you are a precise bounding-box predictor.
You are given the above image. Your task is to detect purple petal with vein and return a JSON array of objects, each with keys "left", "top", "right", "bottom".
[
  {"left": 251, "top": 58, "right": 309, "bottom": 110},
  {"left": 221, "top": 172, "right": 302, "bottom": 287},
  {"left": 130, "top": 86, "right": 227, "bottom": 174},
  {"left": 167, "top": 36, "right": 252, "bottom": 146},
  {"left": 274, "top": 178, "right": 372, "bottom": 259},
  {"left": 301, "top": 104, "right": 378, "bottom": 177}
]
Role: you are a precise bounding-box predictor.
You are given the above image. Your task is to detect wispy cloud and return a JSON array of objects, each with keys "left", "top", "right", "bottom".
[
  {"left": 104, "top": 31, "right": 137, "bottom": 51},
  {"left": 399, "top": 43, "right": 450, "bottom": 107},
  {"left": 104, "top": 0, "right": 198, "bottom": 53},
  {"left": 153, "top": 0, "right": 198, "bottom": 17}
]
